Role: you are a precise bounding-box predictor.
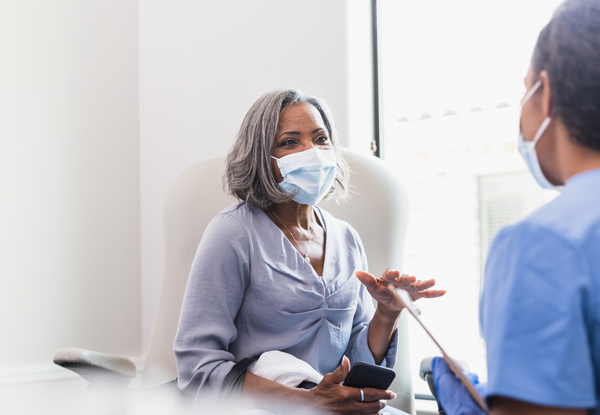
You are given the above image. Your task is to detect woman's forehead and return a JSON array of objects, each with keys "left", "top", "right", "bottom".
[{"left": 278, "top": 103, "right": 326, "bottom": 131}]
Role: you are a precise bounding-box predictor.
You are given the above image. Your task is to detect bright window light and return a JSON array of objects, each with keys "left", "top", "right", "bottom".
[{"left": 379, "top": 0, "right": 562, "bottom": 395}]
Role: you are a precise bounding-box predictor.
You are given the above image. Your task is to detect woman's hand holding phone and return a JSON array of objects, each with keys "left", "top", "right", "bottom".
[{"left": 306, "top": 356, "right": 397, "bottom": 415}]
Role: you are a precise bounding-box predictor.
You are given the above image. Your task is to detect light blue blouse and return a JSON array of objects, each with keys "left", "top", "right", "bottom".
[{"left": 174, "top": 202, "right": 398, "bottom": 401}]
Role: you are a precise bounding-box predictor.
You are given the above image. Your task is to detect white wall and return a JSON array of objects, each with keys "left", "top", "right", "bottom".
[
  {"left": 140, "top": 0, "right": 373, "bottom": 350},
  {"left": 0, "top": 0, "right": 141, "bottom": 370},
  {"left": 0, "top": 0, "right": 373, "bottom": 372}
]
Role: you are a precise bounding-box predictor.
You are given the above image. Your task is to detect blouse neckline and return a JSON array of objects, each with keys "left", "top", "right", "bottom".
[{"left": 260, "top": 206, "right": 329, "bottom": 279}]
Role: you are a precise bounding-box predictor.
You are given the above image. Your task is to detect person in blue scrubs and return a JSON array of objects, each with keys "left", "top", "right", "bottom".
[{"left": 432, "top": 0, "right": 600, "bottom": 414}]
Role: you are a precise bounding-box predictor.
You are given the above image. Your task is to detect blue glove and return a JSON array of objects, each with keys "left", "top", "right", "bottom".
[{"left": 431, "top": 356, "right": 487, "bottom": 415}]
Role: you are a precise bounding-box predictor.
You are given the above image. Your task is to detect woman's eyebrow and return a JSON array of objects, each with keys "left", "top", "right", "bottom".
[
  {"left": 278, "top": 128, "right": 327, "bottom": 140},
  {"left": 277, "top": 131, "right": 301, "bottom": 140}
]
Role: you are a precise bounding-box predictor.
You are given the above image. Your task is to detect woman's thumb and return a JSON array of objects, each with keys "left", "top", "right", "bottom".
[
  {"left": 356, "top": 271, "right": 378, "bottom": 292},
  {"left": 327, "top": 356, "right": 351, "bottom": 384}
]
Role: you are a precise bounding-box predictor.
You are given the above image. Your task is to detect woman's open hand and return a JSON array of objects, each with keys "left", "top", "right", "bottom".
[
  {"left": 307, "top": 356, "right": 396, "bottom": 415},
  {"left": 356, "top": 269, "right": 446, "bottom": 313}
]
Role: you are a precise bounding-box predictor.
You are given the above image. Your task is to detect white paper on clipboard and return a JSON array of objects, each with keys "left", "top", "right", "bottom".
[{"left": 389, "top": 286, "right": 489, "bottom": 413}]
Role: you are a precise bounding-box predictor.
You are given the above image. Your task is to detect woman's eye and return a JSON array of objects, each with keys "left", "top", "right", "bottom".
[
  {"left": 316, "top": 135, "right": 329, "bottom": 143},
  {"left": 281, "top": 139, "right": 296, "bottom": 146}
]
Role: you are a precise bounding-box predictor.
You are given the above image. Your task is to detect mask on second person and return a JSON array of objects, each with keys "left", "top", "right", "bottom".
[
  {"left": 518, "top": 79, "right": 562, "bottom": 191},
  {"left": 272, "top": 148, "right": 337, "bottom": 206}
]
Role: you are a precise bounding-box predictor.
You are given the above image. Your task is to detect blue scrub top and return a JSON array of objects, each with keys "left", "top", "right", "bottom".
[{"left": 481, "top": 168, "right": 600, "bottom": 413}]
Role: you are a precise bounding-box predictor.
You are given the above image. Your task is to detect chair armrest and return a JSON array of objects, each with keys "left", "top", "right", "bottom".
[{"left": 53, "top": 348, "right": 137, "bottom": 388}]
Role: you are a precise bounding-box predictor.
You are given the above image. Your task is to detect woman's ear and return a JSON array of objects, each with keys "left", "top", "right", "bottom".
[{"left": 540, "top": 70, "right": 554, "bottom": 117}]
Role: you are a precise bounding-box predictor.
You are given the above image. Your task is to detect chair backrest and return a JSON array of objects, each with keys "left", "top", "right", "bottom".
[{"left": 142, "top": 148, "right": 414, "bottom": 414}]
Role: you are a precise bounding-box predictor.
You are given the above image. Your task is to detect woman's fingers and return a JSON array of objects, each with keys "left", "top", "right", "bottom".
[
  {"left": 416, "top": 289, "right": 446, "bottom": 298},
  {"left": 396, "top": 274, "right": 417, "bottom": 287},
  {"left": 359, "top": 270, "right": 445, "bottom": 300},
  {"left": 381, "top": 268, "right": 402, "bottom": 283},
  {"left": 323, "top": 356, "right": 351, "bottom": 384},
  {"left": 360, "top": 387, "right": 395, "bottom": 402},
  {"left": 356, "top": 271, "right": 379, "bottom": 293},
  {"left": 358, "top": 400, "right": 387, "bottom": 414},
  {"left": 407, "top": 279, "right": 446, "bottom": 299},
  {"left": 412, "top": 278, "right": 436, "bottom": 291}
]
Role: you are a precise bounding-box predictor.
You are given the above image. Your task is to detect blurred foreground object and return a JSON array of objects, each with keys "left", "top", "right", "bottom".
[{"left": 53, "top": 348, "right": 136, "bottom": 389}]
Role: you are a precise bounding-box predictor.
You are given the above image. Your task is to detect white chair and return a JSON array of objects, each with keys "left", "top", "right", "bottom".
[{"left": 54, "top": 147, "right": 414, "bottom": 413}]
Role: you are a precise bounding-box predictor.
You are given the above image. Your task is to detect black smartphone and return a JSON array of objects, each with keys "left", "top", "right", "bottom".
[{"left": 343, "top": 362, "right": 396, "bottom": 390}]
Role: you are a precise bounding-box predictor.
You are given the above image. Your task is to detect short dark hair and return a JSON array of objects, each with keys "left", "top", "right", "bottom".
[{"left": 532, "top": 0, "right": 600, "bottom": 151}]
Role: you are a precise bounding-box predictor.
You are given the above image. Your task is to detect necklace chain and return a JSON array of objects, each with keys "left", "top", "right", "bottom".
[{"left": 271, "top": 210, "right": 315, "bottom": 263}]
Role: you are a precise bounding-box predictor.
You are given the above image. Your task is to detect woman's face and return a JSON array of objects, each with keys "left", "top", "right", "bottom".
[{"left": 271, "top": 103, "right": 333, "bottom": 183}]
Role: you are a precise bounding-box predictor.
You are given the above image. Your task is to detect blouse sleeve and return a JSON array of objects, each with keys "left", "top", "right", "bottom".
[
  {"left": 344, "top": 230, "right": 398, "bottom": 368},
  {"left": 174, "top": 213, "right": 251, "bottom": 402}
]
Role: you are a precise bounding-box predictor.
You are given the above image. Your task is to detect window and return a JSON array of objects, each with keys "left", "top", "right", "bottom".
[
  {"left": 478, "top": 171, "right": 557, "bottom": 273},
  {"left": 377, "top": 0, "right": 561, "bottom": 399}
]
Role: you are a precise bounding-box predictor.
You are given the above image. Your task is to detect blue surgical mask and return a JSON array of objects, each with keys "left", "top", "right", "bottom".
[
  {"left": 272, "top": 148, "right": 337, "bottom": 206},
  {"left": 518, "top": 80, "right": 562, "bottom": 191}
]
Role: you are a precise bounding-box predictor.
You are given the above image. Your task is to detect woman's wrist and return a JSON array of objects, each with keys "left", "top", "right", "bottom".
[
  {"left": 243, "top": 372, "right": 316, "bottom": 412},
  {"left": 376, "top": 302, "right": 402, "bottom": 321},
  {"left": 265, "top": 384, "right": 316, "bottom": 412},
  {"left": 295, "top": 386, "right": 317, "bottom": 409},
  {"left": 368, "top": 303, "right": 401, "bottom": 364}
]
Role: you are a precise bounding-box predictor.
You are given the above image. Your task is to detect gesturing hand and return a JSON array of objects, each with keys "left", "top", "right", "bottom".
[
  {"left": 307, "top": 356, "right": 396, "bottom": 415},
  {"left": 356, "top": 269, "right": 446, "bottom": 313}
]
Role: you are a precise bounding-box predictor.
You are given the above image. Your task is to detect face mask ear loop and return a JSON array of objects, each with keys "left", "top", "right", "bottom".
[
  {"left": 532, "top": 104, "right": 556, "bottom": 146},
  {"left": 532, "top": 117, "right": 552, "bottom": 146},
  {"left": 521, "top": 80, "right": 543, "bottom": 106}
]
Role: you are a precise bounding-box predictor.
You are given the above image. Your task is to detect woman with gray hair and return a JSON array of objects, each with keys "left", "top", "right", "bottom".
[{"left": 174, "top": 89, "right": 444, "bottom": 414}]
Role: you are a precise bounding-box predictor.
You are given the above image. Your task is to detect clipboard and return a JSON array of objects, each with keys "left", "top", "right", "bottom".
[{"left": 388, "top": 286, "right": 489, "bottom": 413}]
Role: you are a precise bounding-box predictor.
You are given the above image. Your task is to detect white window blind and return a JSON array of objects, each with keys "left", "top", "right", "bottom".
[{"left": 478, "top": 172, "right": 557, "bottom": 275}]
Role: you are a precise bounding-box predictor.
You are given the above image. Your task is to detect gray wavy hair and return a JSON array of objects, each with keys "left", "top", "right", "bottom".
[{"left": 225, "top": 89, "right": 350, "bottom": 209}]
